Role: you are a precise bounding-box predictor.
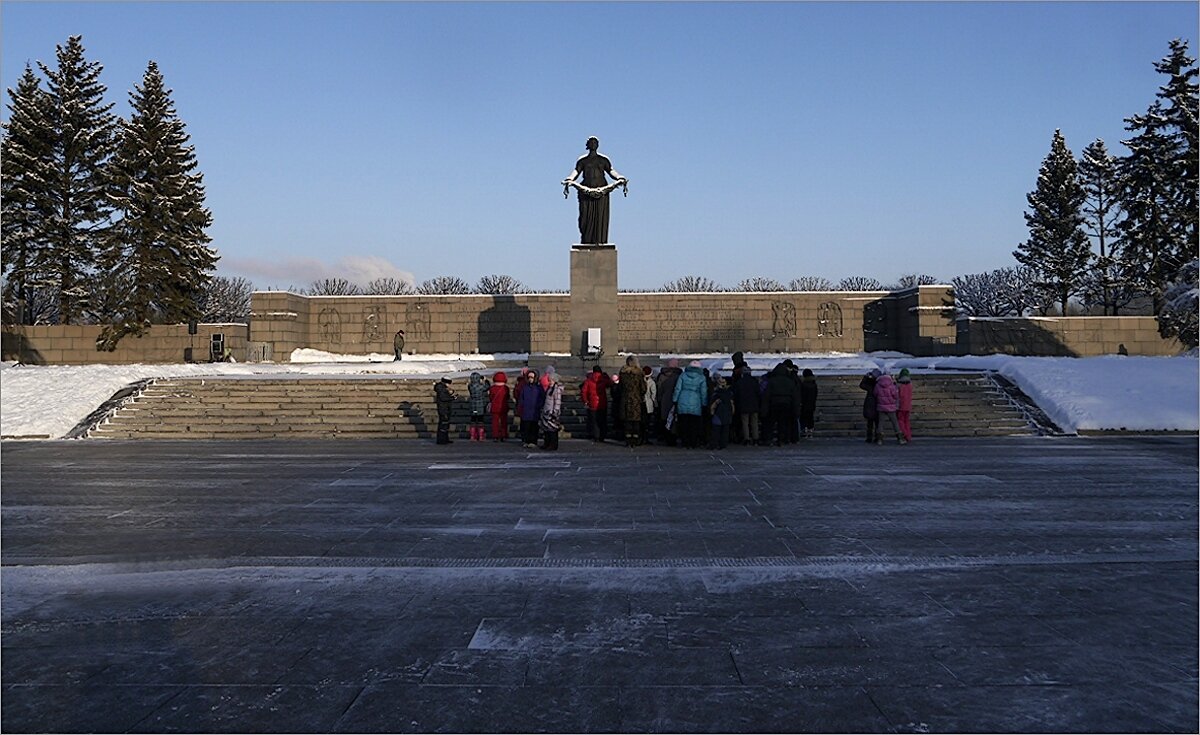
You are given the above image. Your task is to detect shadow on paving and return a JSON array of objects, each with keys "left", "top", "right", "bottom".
[{"left": 1, "top": 437, "right": 1197, "bottom": 732}]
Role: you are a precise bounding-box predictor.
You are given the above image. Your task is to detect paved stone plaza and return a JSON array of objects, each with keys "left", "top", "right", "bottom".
[{"left": 2, "top": 436, "right": 1197, "bottom": 733}]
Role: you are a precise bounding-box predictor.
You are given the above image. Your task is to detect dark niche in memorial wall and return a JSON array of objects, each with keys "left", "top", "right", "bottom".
[
  {"left": 863, "top": 300, "right": 891, "bottom": 352},
  {"left": 478, "top": 296, "right": 532, "bottom": 353}
]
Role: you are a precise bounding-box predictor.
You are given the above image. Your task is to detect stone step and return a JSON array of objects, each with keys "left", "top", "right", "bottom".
[{"left": 92, "top": 373, "right": 1036, "bottom": 439}]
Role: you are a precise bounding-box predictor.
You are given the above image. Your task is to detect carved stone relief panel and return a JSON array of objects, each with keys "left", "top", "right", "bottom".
[
  {"left": 817, "top": 302, "right": 843, "bottom": 338},
  {"left": 362, "top": 306, "right": 386, "bottom": 343},
  {"left": 407, "top": 303, "right": 432, "bottom": 340},
  {"left": 771, "top": 301, "right": 797, "bottom": 338},
  {"left": 318, "top": 307, "right": 342, "bottom": 344}
]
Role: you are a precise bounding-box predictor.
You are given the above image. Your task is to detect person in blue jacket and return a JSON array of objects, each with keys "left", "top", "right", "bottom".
[{"left": 672, "top": 360, "right": 709, "bottom": 449}]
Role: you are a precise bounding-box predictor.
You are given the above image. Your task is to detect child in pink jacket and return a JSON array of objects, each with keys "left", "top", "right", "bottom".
[
  {"left": 896, "top": 368, "right": 914, "bottom": 443},
  {"left": 873, "top": 371, "right": 904, "bottom": 445}
]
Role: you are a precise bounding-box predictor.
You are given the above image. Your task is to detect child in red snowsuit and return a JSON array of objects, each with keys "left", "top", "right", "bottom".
[{"left": 488, "top": 371, "right": 511, "bottom": 441}]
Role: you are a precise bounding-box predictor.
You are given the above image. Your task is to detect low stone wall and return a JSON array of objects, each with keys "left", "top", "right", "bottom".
[
  {"left": 956, "top": 316, "right": 1182, "bottom": 356},
  {"left": 247, "top": 289, "right": 957, "bottom": 358},
  {"left": 2, "top": 324, "right": 250, "bottom": 365},
  {"left": 8, "top": 290, "right": 1180, "bottom": 364}
]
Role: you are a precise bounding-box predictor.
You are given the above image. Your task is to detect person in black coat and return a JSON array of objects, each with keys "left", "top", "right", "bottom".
[
  {"left": 655, "top": 360, "right": 684, "bottom": 446},
  {"left": 708, "top": 376, "right": 735, "bottom": 450},
  {"left": 434, "top": 377, "right": 456, "bottom": 444},
  {"left": 798, "top": 368, "right": 818, "bottom": 438},
  {"left": 763, "top": 363, "right": 798, "bottom": 447},
  {"left": 859, "top": 369, "right": 880, "bottom": 443},
  {"left": 733, "top": 367, "right": 761, "bottom": 446}
]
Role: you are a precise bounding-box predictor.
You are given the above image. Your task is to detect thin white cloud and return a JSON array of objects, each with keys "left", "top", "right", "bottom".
[{"left": 219, "top": 255, "right": 415, "bottom": 289}]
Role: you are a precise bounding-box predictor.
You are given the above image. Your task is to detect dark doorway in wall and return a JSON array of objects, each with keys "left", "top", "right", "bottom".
[{"left": 478, "top": 296, "right": 532, "bottom": 354}]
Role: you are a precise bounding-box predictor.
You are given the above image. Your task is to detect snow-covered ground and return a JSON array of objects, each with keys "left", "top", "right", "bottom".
[{"left": 1, "top": 351, "right": 1195, "bottom": 439}]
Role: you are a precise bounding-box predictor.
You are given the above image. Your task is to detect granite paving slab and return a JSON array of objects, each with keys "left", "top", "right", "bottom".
[{"left": 2, "top": 436, "right": 1196, "bottom": 732}]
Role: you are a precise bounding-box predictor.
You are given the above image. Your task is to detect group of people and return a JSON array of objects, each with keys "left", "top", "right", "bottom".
[
  {"left": 432, "top": 352, "right": 915, "bottom": 449},
  {"left": 858, "top": 367, "right": 915, "bottom": 444},
  {"left": 432, "top": 367, "right": 567, "bottom": 448}
]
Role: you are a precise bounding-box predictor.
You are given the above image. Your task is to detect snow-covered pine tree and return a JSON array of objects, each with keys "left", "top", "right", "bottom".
[
  {"left": 1116, "top": 101, "right": 1186, "bottom": 314},
  {"left": 1, "top": 66, "right": 56, "bottom": 325},
  {"left": 1154, "top": 40, "right": 1198, "bottom": 255},
  {"left": 1077, "top": 139, "right": 1128, "bottom": 315},
  {"left": 1013, "top": 130, "right": 1091, "bottom": 315},
  {"left": 1116, "top": 41, "right": 1198, "bottom": 314},
  {"left": 1157, "top": 258, "right": 1198, "bottom": 349},
  {"left": 38, "top": 36, "right": 118, "bottom": 324},
  {"left": 100, "top": 61, "right": 215, "bottom": 349}
]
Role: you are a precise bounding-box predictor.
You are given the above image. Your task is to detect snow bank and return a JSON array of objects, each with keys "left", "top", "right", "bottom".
[
  {"left": 884, "top": 354, "right": 1199, "bottom": 433},
  {"left": 1, "top": 352, "right": 1195, "bottom": 439}
]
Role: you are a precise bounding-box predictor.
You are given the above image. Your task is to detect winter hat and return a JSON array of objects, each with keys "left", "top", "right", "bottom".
[
  {"left": 441, "top": 376, "right": 452, "bottom": 383},
  {"left": 689, "top": 360, "right": 702, "bottom": 368},
  {"left": 783, "top": 359, "right": 795, "bottom": 369},
  {"left": 868, "top": 368, "right": 882, "bottom": 378},
  {"left": 802, "top": 368, "right": 814, "bottom": 378},
  {"left": 897, "top": 368, "right": 911, "bottom": 383},
  {"left": 642, "top": 366, "right": 652, "bottom": 376},
  {"left": 494, "top": 371, "right": 507, "bottom": 383}
]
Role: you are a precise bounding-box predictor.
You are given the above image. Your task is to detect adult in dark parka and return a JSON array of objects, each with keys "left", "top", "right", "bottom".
[
  {"left": 798, "top": 368, "right": 818, "bottom": 438},
  {"left": 655, "top": 359, "right": 684, "bottom": 446},
  {"left": 763, "top": 363, "right": 798, "bottom": 446},
  {"left": 434, "top": 377, "right": 456, "bottom": 444},
  {"left": 859, "top": 369, "right": 880, "bottom": 443}
]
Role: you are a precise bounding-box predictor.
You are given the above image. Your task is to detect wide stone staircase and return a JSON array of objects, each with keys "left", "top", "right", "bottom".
[{"left": 86, "top": 372, "right": 1037, "bottom": 440}]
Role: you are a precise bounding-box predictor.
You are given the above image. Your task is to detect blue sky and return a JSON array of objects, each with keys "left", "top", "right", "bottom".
[{"left": 3, "top": 2, "right": 1196, "bottom": 292}]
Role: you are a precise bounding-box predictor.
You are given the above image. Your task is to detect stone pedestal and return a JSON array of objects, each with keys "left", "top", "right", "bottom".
[{"left": 570, "top": 245, "right": 620, "bottom": 371}]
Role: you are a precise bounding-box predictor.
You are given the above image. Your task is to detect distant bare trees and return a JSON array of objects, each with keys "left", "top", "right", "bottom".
[
  {"left": 199, "top": 276, "right": 253, "bottom": 322},
  {"left": 661, "top": 276, "right": 723, "bottom": 292},
  {"left": 364, "top": 277, "right": 414, "bottom": 295},
  {"left": 836, "top": 276, "right": 884, "bottom": 291},
  {"left": 788, "top": 276, "right": 833, "bottom": 291},
  {"left": 417, "top": 276, "right": 471, "bottom": 295},
  {"left": 308, "top": 277, "right": 362, "bottom": 296},
  {"left": 735, "top": 277, "right": 785, "bottom": 292},
  {"left": 475, "top": 274, "right": 526, "bottom": 294}
]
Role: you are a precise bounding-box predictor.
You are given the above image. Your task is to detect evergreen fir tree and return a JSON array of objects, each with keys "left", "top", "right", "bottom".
[
  {"left": 1077, "top": 139, "right": 1125, "bottom": 314},
  {"left": 1154, "top": 40, "right": 1198, "bottom": 252},
  {"left": 1157, "top": 258, "right": 1198, "bottom": 349},
  {"left": 38, "top": 35, "right": 118, "bottom": 324},
  {"left": 1116, "top": 101, "right": 1185, "bottom": 314},
  {"left": 100, "top": 61, "right": 215, "bottom": 348},
  {"left": 1116, "top": 41, "right": 1198, "bottom": 314},
  {"left": 1013, "top": 130, "right": 1091, "bottom": 315},
  {"left": 1, "top": 66, "right": 55, "bottom": 325}
]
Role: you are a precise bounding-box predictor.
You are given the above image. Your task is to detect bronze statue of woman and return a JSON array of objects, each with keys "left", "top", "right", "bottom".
[{"left": 562, "top": 137, "right": 627, "bottom": 245}]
